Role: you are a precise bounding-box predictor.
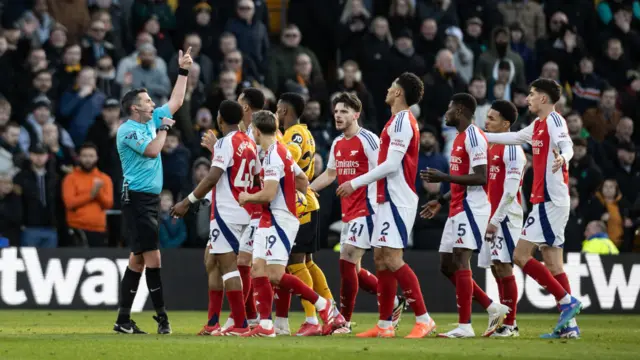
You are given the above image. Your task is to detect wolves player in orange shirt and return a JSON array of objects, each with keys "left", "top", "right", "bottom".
[{"left": 310, "top": 92, "right": 406, "bottom": 334}]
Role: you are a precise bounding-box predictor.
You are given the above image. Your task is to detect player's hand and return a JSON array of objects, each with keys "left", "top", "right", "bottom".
[
  {"left": 161, "top": 117, "right": 175, "bottom": 127},
  {"left": 238, "top": 192, "right": 250, "bottom": 206},
  {"left": 178, "top": 47, "right": 193, "bottom": 69},
  {"left": 309, "top": 187, "right": 320, "bottom": 199},
  {"left": 551, "top": 149, "right": 565, "bottom": 173},
  {"left": 201, "top": 130, "right": 218, "bottom": 152},
  {"left": 336, "top": 181, "right": 355, "bottom": 197},
  {"left": 420, "top": 168, "right": 448, "bottom": 183},
  {"left": 420, "top": 200, "right": 441, "bottom": 219},
  {"left": 170, "top": 199, "right": 191, "bottom": 218},
  {"left": 485, "top": 223, "right": 498, "bottom": 242}
]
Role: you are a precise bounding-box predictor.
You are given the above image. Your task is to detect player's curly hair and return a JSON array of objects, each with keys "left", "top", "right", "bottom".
[
  {"left": 219, "top": 100, "right": 243, "bottom": 125},
  {"left": 279, "top": 92, "right": 306, "bottom": 118},
  {"left": 332, "top": 92, "right": 362, "bottom": 112},
  {"left": 490, "top": 100, "right": 518, "bottom": 125},
  {"left": 396, "top": 72, "right": 424, "bottom": 106},
  {"left": 241, "top": 88, "right": 265, "bottom": 110},
  {"left": 451, "top": 93, "right": 477, "bottom": 119},
  {"left": 530, "top": 78, "right": 561, "bottom": 104}
]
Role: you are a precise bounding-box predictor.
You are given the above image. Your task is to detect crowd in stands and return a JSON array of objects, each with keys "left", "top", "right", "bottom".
[{"left": 0, "top": 0, "right": 639, "bottom": 253}]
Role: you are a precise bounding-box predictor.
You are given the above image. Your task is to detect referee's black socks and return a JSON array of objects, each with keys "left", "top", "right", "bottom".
[
  {"left": 146, "top": 267, "right": 167, "bottom": 317},
  {"left": 117, "top": 267, "right": 142, "bottom": 324}
]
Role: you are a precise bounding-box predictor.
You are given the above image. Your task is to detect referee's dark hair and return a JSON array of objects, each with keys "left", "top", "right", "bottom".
[
  {"left": 451, "top": 93, "right": 477, "bottom": 120},
  {"left": 121, "top": 88, "right": 148, "bottom": 116},
  {"left": 530, "top": 78, "right": 561, "bottom": 104},
  {"left": 279, "top": 92, "right": 305, "bottom": 118},
  {"left": 241, "top": 88, "right": 265, "bottom": 110},
  {"left": 252, "top": 110, "right": 277, "bottom": 134},
  {"left": 490, "top": 100, "right": 518, "bottom": 126},
  {"left": 332, "top": 92, "right": 362, "bottom": 112},
  {"left": 219, "top": 100, "right": 243, "bottom": 125}
]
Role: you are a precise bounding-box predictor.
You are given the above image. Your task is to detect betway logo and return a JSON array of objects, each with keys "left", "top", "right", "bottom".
[
  {"left": 484, "top": 253, "right": 640, "bottom": 310},
  {"left": 0, "top": 248, "right": 149, "bottom": 311}
]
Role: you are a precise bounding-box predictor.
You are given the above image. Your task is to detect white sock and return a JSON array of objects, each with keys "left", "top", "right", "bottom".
[
  {"left": 378, "top": 320, "right": 392, "bottom": 328},
  {"left": 487, "top": 301, "right": 498, "bottom": 313},
  {"left": 274, "top": 317, "right": 289, "bottom": 330},
  {"left": 314, "top": 296, "right": 328, "bottom": 310},
  {"left": 558, "top": 294, "right": 572, "bottom": 305},
  {"left": 331, "top": 302, "right": 340, "bottom": 317},
  {"left": 305, "top": 316, "right": 319, "bottom": 325},
  {"left": 459, "top": 323, "right": 474, "bottom": 332},
  {"left": 260, "top": 319, "right": 273, "bottom": 330},
  {"left": 568, "top": 318, "right": 578, "bottom": 328},
  {"left": 393, "top": 296, "right": 400, "bottom": 307},
  {"left": 416, "top": 313, "right": 431, "bottom": 324},
  {"left": 222, "top": 316, "right": 235, "bottom": 330}
]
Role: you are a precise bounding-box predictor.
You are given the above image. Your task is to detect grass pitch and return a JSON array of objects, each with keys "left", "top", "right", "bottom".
[{"left": 0, "top": 311, "right": 639, "bottom": 360}]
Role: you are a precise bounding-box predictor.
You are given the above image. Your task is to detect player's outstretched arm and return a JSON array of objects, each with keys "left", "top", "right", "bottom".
[
  {"left": 167, "top": 47, "right": 193, "bottom": 115},
  {"left": 171, "top": 167, "right": 224, "bottom": 217},
  {"left": 485, "top": 124, "right": 533, "bottom": 145},
  {"left": 310, "top": 168, "right": 337, "bottom": 193},
  {"left": 420, "top": 191, "right": 450, "bottom": 219},
  {"left": 489, "top": 177, "right": 519, "bottom": 227},
  {"left": 421, "top": 165, "right": 487, "bottom": 186},
  {"left": 240, "top": 180, "right": 279, "bottom": 205},
  {"left": 350, "top": 150, "right": 403, "bottom": 189}
]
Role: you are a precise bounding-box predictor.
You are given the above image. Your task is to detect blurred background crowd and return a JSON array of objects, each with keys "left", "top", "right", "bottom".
[{"left": 0, "top": 0, "right": 638, "bottom": 253}]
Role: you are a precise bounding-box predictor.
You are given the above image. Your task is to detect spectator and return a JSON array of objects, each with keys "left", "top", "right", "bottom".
[
  {"left": 488, "top": 60, "right": 514, "bottom": 101},
  {"left": 511, "top": 87, "right": 533, "bottom": 130},
  {"left": 43, "top": 24, "right": 69, "bottom": 69},
  {"left": 213, "top": 32, "right": 241, "bottom": 75},
  {"left": 131, "top": 0, "right": 176, "bottom": 34},
  {"left": 182, "top": 62, "right": 207, "bottom": 119},
  {"left": 544, "top": 1, "right": 598, "bottom": 50},
  {"left": 508, "top": 23, "right": 535, "bottom": 82},
  {"left": 95, "top": 55, "right": 121, "bottom": 98},
  {"left": 303, "top": 99, "right": 333, "bottom": 159},
  {"left": 115, "top": 31, "right": 168, "bottom": 85},
  {"left": 476, "top": 26, "right": 526, "bottom": 89},
  {"left": 283, "top": 53, "right": 329, "bottom": 105},
  {"left": 416, "top": 125, "right": 449, "bottom": 197},
  {"left": 569, "top": 137, "right": 603, "bottom": 202},
  {"left": 161, "top": 129, "right": 191, "bottom": 200},
  {"left": 358, "top": 17, "right": 393, "bottom": 123},
  {"left": 19, "top": 96, "right": 75, "bottom": 154},
  {"left": 90, "top": 6, "right": 124, "bottom": 57},
  {"left": 205, "top": 70, "right": 240, "bottom": 117},
  {"left": 444, "top": 26, "right": 474, "bottom": 84},
  {"left": 62, "top": 143, "right": 113, "bottom": 247},
  {"left": 585, "top": 178, "right": 633, "bottom": 246},
  {"left": 126, "top": 43, "right": 171, "bottom": 105},
  {"left": 184, "top": 157, "right": 211, "bottom": 247},
  {"left": 582, "top": 220, "right": 620, "bottom": 255},
  {"left": 169, "top": 33, "right": 214, "bottom": 86},
  {"left": 331, "top": 60, "right": 377, "bottom": 131},
  {"left": 463, "top": 17, "right": 487, "bottom": 66},
  {"left": 59, "top": 67, "right": 106, "bottom": 145},
  {"left": 266, "top": 24, "right": 322, "bottom": 94},
  {"left": 158, "top": 189, "right": 187, "bottom": 248},
  {"left": 0, "top": 172, "right": 22, "bottom": 246},
  {"left": 14, "top": 143, "right": 59, "bottom": 248},
  {"left": 572, "top": 56, "right": 608, "bottom": 114},
  {"left": 582, "top": 87, "right": 623, "bottom": 142},
  {"left": 468, "top": 76, "right": 490, "bottom": 129},
  {"left": 25, "top": 0, "right": 56, "bottom": 47},
  {"left": 614, "top": 141, "right": 640, "bottom": 203},
  {"left": 81, "top": 18, "right": 118, "bottom": 66},
  {"left": 565, "top": 187, "right": 586, "bottom": 252},
  {"left": 140, "top": 14, "right": 175, "bottom": 62},
  {"left": 46, "top": 0, "right": 90, "bottom": 44},
  {"left": 421, "top": 49, "right": 466, "bottom": 131},
  {"left": 620, "top": 71, "right": 640, "bottom": 137},
  {"left": 337, "top": 0, "right": 372, "bottom": 62},
  {"left": 566, "top": 111, "right": 590, "bottom": 139},
  {"left": 387, "top": 0, "right": 417, "bottom": 38},
  {"left": 221, "top": 50, "right": 259, "bottom": 89},
  {"left": 389, "top": 28, "right": 426, "bottom": 80},
  {"left": 597, "top": 37, "right": 633, "bottom": 90},
  {"left": 0, "top": 99, "right": 12, "bottom": 126},
  {"left": 419, "top": 0, "right": 459, "bottom": 30},
  {"left": 55, "top": 44, "right": 83, "bottom": 97},
  {"left": 604, "top": 117, "right": 635, "bottom": 162},
  {"left": 497, "top": 0, "right": 546, "bottom": 48},
  {"left": 415, "top": 18, "right": 443, "bottom": 70},
  {"left": 600, "top": 7, "right": 640, "bottom": 63},
  {"left": 43, "top": 122, "right": 77, "bottom": 175},
  {"left": 0, "top": 122, "right": 26, "bottom": 177},
  {"left": 224, "top": 0, "right": 269, "bottom": 75},
  {"left": 457, "top": 1, "right": 503, "bottom": 37},
  {"left": 176, "top": 1, "right": 217, "bottom": 59}
]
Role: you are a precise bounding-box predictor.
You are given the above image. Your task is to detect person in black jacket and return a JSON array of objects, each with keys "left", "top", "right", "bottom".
[
  {"left": 569, "top": 137, "right": 603, "bottom": 202},
  {"left": 0, "top": 173, "right": 22, "bottom": 246},
  {"left": 14, "top": 143, "right": 59, "bottom": 248}
]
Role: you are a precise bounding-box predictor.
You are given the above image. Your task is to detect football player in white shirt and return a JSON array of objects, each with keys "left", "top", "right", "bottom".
[{"left": 483, "top": 79, "right": 582, "bottom": 338}]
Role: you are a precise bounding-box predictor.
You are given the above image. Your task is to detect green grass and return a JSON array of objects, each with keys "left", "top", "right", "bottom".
[{"left": 0, "top": 311, "right": 639, "bottom": 359}]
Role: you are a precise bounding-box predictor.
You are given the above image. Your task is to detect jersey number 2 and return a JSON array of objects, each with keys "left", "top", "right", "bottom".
[{"left": 234, "top": 158, "right": 256, "bottom": 189}]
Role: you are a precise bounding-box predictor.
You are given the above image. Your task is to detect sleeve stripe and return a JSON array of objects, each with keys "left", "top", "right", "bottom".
[
  {"left": 508, "top": 145, "right": 515, "bottom": 161},
  {"left": 215, "top": 137, "right": 225, "bottom": 149},
  {"left": 550, "top": 112, "right": 562, "bottom": 127},
  {"left": 467, "top": 126, "right": 478, "bottom": 147},
  {"left": 359, "top": 129, "right": 378, "bottom": 150},
  {"left": 394, "top": 111, "right": 405, "bottom": 132}
]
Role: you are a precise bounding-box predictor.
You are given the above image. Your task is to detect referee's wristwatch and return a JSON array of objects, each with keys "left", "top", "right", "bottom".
[{"left": 157, "top": 124, "right": 171, "bottom": 133}]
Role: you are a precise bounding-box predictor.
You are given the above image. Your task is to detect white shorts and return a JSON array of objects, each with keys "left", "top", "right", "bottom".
[
  {"left": 340, "top": 215, "right": 375, "bottom": 250},
  {"left": 439, "top": 210, "right": 489, "bottom": 253},
  {"left": 478, "top": 215, "right": 521, "bottom": 268},
  {"left": 521, "top": 202, "right": 569, "bottom": 248},
  {"left": 208, "top": 218, "right": 246, "bottom": 255},
  {"left": 371, "top": 202, "right": 415, "bottom": 249},
  {"left": 239, "top": 218, "right": 260, "bottom": 254},
  {"left": 253, "top": 212, "right": 299, "bottom": 266}
]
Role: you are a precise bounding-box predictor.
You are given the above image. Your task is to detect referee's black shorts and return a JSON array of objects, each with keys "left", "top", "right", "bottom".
[
  {"left": 122, "top": 191, "right": 160, "bottom": 254},
  {"left": 292, "top": 210, "right": 319, "bottom": 254}
]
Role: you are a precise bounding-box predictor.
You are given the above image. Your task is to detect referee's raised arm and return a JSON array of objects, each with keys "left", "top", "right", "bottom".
[{"left": 112, "top": 47, "right": 194, "bottom": 336}]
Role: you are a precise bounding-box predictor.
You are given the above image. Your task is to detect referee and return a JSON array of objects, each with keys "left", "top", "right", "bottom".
[{"left": 113, "top": 48, "right": 193, "bottom": 335}]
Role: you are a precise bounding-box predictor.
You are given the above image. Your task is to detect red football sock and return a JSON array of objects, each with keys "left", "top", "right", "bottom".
[
  {"left": 393, "top": 264, "right": 427, "bottom": 316},
  {"left": 238, "top": 265, "right": 258, "bottom": 320},
  {"left": 226, "top": 290, "right": 247, "bottom": 328},
  {"left": 455, "top": 270, "right": 473, "bottom": 324},
  {"left": 358, "top": 268, "right": 378, "bottom": 295},
  {"left": 502, "top": 275, "right": 517, "bottom": 326},
  {"left": 245, "top": 284, "right": 258, "bottom": 320},
  {"left": 522, "top": 259, "right": 567, "bottom": 301},
  {"left": 377, "top": 270, "right": 397, "bottom": 321},
  {"left": 207, "top": 290, "right": 223, "bottom": 326},
  {"left": 274, "top": 285, "right": 292, "bottom": 318},
  {"left": 279, "top": 273, "right": 320, "bottom": 304},
  {"left": 339, "top": 260, "right": 358, "bottom": 322},
  {"left": 495, "top": 276, "right": 504, "bottom": 302},
  {"left": 554, "top": 273, "right": 571, "bottom": 294},
  {"left": 449, "top": 274, "right": 493, "bottom": 310},
  {"left": 253, "top": 276, "right": 273, "bottom": 321}
]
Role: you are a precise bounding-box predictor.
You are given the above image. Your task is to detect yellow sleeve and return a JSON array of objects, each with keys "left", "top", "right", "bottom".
[{"left": 284, "top": 130, "right": 304, "bottom": 163}]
